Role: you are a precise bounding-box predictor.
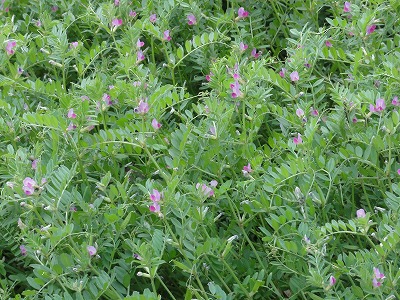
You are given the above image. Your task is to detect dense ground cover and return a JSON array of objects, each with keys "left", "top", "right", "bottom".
[{"left": 1, "top": 0, "right": 400, "bottom": 299}]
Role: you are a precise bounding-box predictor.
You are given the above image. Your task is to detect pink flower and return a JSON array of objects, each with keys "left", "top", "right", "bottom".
[
  {"left": 137, "top": 50, "right": 145, "bottom": 63},
  {"left": 5, "top": 41, "right": 16, "bottom": 55},
  {"left": 35, "top": 19, "right": 42, "bottom": 27},
  {"left": 290, "top": 71, "right": 299, "bottom": 82},
  {"left": 149, "top": 189, "right": 161, "bottom": 214},
  {"left": 70, "top": 42, "right": 79, "bottom": 48},
  {"left": 251, "top": 48, "right": 261, "bottom": 59},
  {"left": 102, "top": 93, "right": 113, "bottom": 106},
  {"left": 51, "top": 6, "right": 58, "bottom": 12},
  {"left": 209, "top": 126, "right": 216, "bottom": 136},
  {"left": 149, "top": 14, "right": 157, "bottom": 23},
  {"left": 32, "top": 159, "right": 38, "bottom": 170},
  {"left": 329, "top": 276, "right": 336, "bottom": 286},
  {"left": 310, "top": 108, "right": 319, "bottom": 116},
  {"left": 209, "top": 180, "right": 218, "bottom": 187},
  {"left": 296, "top": 108, "right": 304, "bottom": 117},
  {"left": 237, "top": 7, "right": 249, "bottom": 18},
  {"left": 137, "top": 39, "right": 144, "bottom": 48},
  {"left": 67, "top": 122, "right": 77, "bottom": 131},
  {"left": 391, "top": 96, "right": 399, "bottom": 106},
  {"left": 129, "top": 10, "right": 137, "bottom": 18},
  {"left": 205, "top": 72, "right": 213, "bottom": 82},
  {"left": 279, "top": 68, "right": 286, "bottom": 78},
  {"left": 343, "top": 1, "right": 351, "bottom": 12},
  {"left": 239, "top": 42, "right": 248, "bottom": 51},
  {"left": 23, "top": 177, "right": 36, "bottom": 195},
  {"left": 151, "top": 118, "right": 162, "bottom": 130},
  {"left": 230, "top": 80, "right": 242, "bottom": 98},
  {"left": 87, "top": 245, "right": 97, "bottom": 256},
  {"left": 242, "top": 163, "right": 252, "bottom": 175},
  {"left": 114, "top": 0, "right": 120, "bottom": 6},
  {"left": 67, "top": 108, "right": 77, "bottom": 119},
  {"left": 20, "top": 245, "right": 27, "bottom": 256},
  {"left": 372, "top": 267, "right": 385, "bottom": 288},
  {"left": 187, "top": 14, "right": 197, "bottom": 25},
  {"left": 163, "top": 30, "right": 171, "bottom": 41},
  {"left": 397, "top": 169, "right": 400, "bottom": 175},
  {"left": 111, "top": 19, "right": 123, "bottom": 31},
  {"left": 366, "top": 25, "right": 376, "bottom": 35},
  {"left": 293, "top": 133, "right": 302, "bottom": 145},
  {"left": 356, "top": 208, "right": 366, "bottom": 218},
  {"left": 196, "top": 183, "right": 214, "bottom": 197},
  {"left": 325, "top": 40, "right": 333, "bottom": 47},
  {"left": 135, "top": 100, "right": 149, "bottom": 114},
  {"left": 369, "top": 98, "right": 385, "bottom": 113}
]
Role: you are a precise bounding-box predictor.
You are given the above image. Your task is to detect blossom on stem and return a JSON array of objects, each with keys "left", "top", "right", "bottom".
[
  {"left": 366, "top": 25, "right": 376, "bottom": 35},
  {"left": 356, "top": 208, "right": 366, "bottom": 218},
  {"left": 129, "top": 11, "right": 137, "bottom": 18},
  {"left": 137, "top": 39, "right": 144, "bottom": 48},
  {"left": 163, "top": 30, "right": 171, "bottom": 41},
  {"left": 67, "top": 108, "right": 77, "bottom": 119},
  {"left": 293, "top": 133, "right": 302, "bottom": 145},
  {"left": 135, "top": 100, "right": 149, "bottom": 114},
  {"left": 343, "top": 2, "right": 351, "bottom": 12},
  {"left": 151, "top": 118, "right": 162, "bottom": 130},
  {"left": 87, "top": 245, "right": 97, "bottom": 256},
  {"left": 230, "top": 80, "right": 242, "bottom": 98},
  {"left": 242, "top": 163, "right": 252, "bottom": 176},
  {"left": 329, "top": 276, "right": 336, "bottom": 286},
  {"left": 32, "top": 159, "right": 38, "bottom": 170},
  {"left": 369, "top": 98, "right": 385, "bottom": 113},
  {"left": 391, "top": 96, "right": 399, "bottom": 106},
  {"left": 372, "top": 267, "right": 385, "bottom": 288},
  {"left": 23, "top": 177, "right": 36, "bottom": 195},
  {"left": 5, "top": 41, "right": 16, "bottom": 55},
  {"left": 102, "top": 93, "right": 113, "bottom": 106},
  {"left": 149, "top": 14, "right": 157, "bottom": 23},
  {"left": 251, "top": 48, "right": 261, "bottom": 59},
  {"left": 20, "top": 245, "right": 27, "bottom": 256},
  {"left": 137, "top": 50, "right": 145, "bottom": 63},
  {"left": 111, "top": 19, "right": 123, "bottom": 31},
  {"left": 239, "top": 42, "right": 248, "bottom": 51},
  {"left": 325, "top": 40, "right": 332, "bottom": 47},
  {"left": 205, "top": 72, "right": 213, "bottom": 82},
  {"left": 290, "top": 71, "right": 299, "bottom": 82},
  {"left": 196, "top": 183, "right": 215, "bottom": 197},
  {"left": 70, "top": 42, "right": 79, "bottom": 48},
  {"left": 237, "top": 7, "right": 249, "bottom": 18},
  {"left": 187, "top": 14, "right": 197, "bottom": 25},
  {"left": 296, "top": 108, "right": 304, "bottom": 118},
  {"left": 279, "top": 68, "right": 286, "bottom": 78}
]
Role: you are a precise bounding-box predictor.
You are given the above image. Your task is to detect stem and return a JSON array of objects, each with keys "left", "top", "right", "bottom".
[{"left": 156, "top": 274, "right": 177, "bottom": 300}]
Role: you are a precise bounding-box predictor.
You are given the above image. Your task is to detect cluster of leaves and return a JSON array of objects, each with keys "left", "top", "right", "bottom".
[{"left": 1, "top": 0, "right": 400, "bottom": 299}]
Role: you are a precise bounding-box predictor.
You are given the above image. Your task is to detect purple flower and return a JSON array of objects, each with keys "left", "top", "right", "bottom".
[
  {"left": 32, "top": 159, "right": 38, "bottom": 170},
  {"left": 279, "top": 68, "right": 286, "bottom": 78},
  {"left": 209, "top": 180, "right": 218, "bottom": 187},
  {"left": 242, "top": 163, "right": 252, "bottom": 175},
  {"left": 293, "top": 133, "right": 302, "bottom": 145},
  {"left": 196, "top": 183, "right": 214, "bottom": 197},
  {"left": 135, "top": 100, "right": 149, "bottom": 114},
  {"left": 325, "top": 40, "right": 332, "bottom": 47},
  {"left": 391, "top": 96, "right": 399, "bottom": 106},
  {"left": 36, "top": 19, "right": 42, "bottom": 27},
  {"left": 209, "top": 126, "right": 216, "bottom": 136},
  {"left": 187, "top": 14, "right": 197, "bottom": 25},
  {"left": 129, "top": 10, "right": 137, "bottom": 18},
  {"left": 239, "top": 42, "right": 248, "bottom": 51},
  {"left": 356, "top": 208, "right": 366, "bottom": 218},
  {"left": 87, "top": 245, "right": 97, "bottom": 256},
  {"left": 23, "top": 177, "right": 36, "bottom": 195},
  {"left": 111, "top": 19, "right": 123, "bottom": 31},
  {"left": 397, "top": 169, "right": 400, "bottom": 175},
  {"left": 237, "top": 7, "right": 249, "bottom": 18},
  {"left": 205, "top": 72, "right": 213, "bottom": 82},
  {"left": 149, "top": 14, "right": 157, "bottom": 23},
  {"left": 163, "top": 30, "right": 171, "bottom": 41},
  {"left": 151, "top": 118, "right": 162, "bottom": 130},
  {"left": 137, "top": 39, "right": 144, "bottom": 48},
  {"left": 366, "top": 25, "right": 376, "bottom": 35},
  {"left": 230, "top": 80, "right": 242, "bottom": 98},
  {"left": 67, "top": 108, "right": 77, "bottom": 119},
  {"left": 290, "top": 71, "right": 299, "bottom": 82},
  {"left": 369, "top": 98, "right": 385, "bottom": 113},
  {"left": 114, "top": 0, "right": 120, "bottom": 6},
  {"left": 20, "top": 245, "right": 27, "bottom": 256},
  {"left": 329, "top": 276, "right": 336, "bottom": 286},
  {"left": 310, "top": 108, "right": 319, "bottom": 116},
  {"left": 5, "top": 41, "right": 16, "bottom": 55},
  {"left": 102, "top": 93, "right": 113, "bottom": 106},
  {"left": 70, "top": 42, "right": 79, "bottom": 48},
  {"left": 251, "top": 48, "right": 261, "bottom": 59},
  {"left": 149, "top": 189, "right": 162, "bottom": 214},
  {"left": 343, "top": 2, "right": 351, "bottom": 12},
  {"left": 137, "top": 50, "right": 145, "bottom": 63},
  {"left": 51, "top": 6, "right": 58, "bottom": 12},
  {"left": 296, "top": 108, "right": 304, "bottom": 117},
  {"left": 372, "top": 267, "right": 385, "bottom": 288},
  {"left": 67, "top": 122, "right": 77, "bottom": 131}
]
